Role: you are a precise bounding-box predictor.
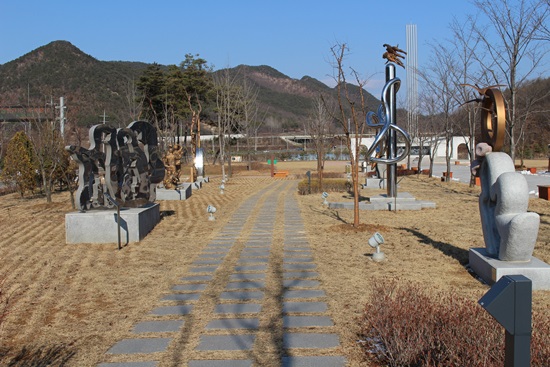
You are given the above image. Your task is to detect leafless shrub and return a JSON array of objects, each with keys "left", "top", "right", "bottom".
[
  {"left": 297, "top": 178, "right": 349, "bottom": 195},
  {"left": 359, "top": 279, "right": 550, "bottom": 366}
]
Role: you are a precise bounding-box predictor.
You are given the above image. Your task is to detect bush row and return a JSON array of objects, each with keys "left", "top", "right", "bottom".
[
  {"left": 359, "top": 279, "right": 550, "bottom": 366},
  {"left": 297, "top": 178, "right": 350, "bottom": 195}
]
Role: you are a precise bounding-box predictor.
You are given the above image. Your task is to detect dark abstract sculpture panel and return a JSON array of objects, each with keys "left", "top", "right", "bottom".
[{"left": 66, "top": 120, "right": 165, "bottom": 211}]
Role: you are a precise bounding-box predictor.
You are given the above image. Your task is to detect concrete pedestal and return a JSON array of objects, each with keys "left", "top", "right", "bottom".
[
  {"left": 156, "top": 184, "right": 192, "bottom": 201},
  {"left": 65, "top": 203, "right": 160, "bottom": 244},
  {"left": 469, "top": 247, "right": 550, "bottom": 290},
  {"left": 328, "top": 192, "right": 436, "bottom": 211}
]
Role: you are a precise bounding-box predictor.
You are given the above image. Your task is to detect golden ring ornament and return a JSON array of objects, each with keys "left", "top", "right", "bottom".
[{"left": 461, "top": 84, "right": 506, "bottom": 151}]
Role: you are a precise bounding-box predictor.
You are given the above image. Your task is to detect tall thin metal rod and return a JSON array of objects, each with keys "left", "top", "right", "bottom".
[{"left": 386, "top": 64, "right": 397, "bottom": 198}]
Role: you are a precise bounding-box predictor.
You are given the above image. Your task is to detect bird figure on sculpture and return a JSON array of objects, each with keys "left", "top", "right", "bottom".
[{"left": 382, "top": 44, "right": 406, "bottom": 68}]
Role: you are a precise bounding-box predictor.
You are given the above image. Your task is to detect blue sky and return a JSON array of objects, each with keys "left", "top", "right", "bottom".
[{"left": 1, "top": 1, "right": 485, "bottom": 94}]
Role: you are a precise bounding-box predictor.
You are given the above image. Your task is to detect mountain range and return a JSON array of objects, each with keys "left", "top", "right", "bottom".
[{"left": 0, "top": 40, "right": 380, "bottom": 132}]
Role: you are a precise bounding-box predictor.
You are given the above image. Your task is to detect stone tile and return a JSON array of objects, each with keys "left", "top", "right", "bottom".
[
  {"left": 283, "top": 279, "right": 320, "bottom": 288},
  {"left": 220, "top": 291, "right": 264, "bottom": 300},
  {"left": 189, "top": 266, "right": 217, "bottom": 273},
  {"left": 180, "top": 275, "right": 213, "bottom": 282},
  {"left": 161, "top": 293, "right": 201, "bottom": 302},
  {"left": 283, "top": 271, "right": 319, "bottom": 279},
  {"left": 188, "top": 361, "right": 252, "bottom": 367},
  {"left": 98, "top": 362, "right": 158, "bottom": 367},
  {"left": 196, "top": 334, "right": 256, "bottom": 350},
  {"left": 283, "top": 333, "right": 340, "bottom": 348},
  {"left": 205, "top": 318, "right": 259, "bottom": 330},
  {"left": 132, "top": 320, "right": 184, "bottom": 333},
  {"left": 226, "top": 281, "right": 265, "bottom": 290},
  {"left": 283, "top": 315, "right": 334, "bottom": 328},
  {"left": 237, "top": 257, "right": 269, "bottom": 264},
  {"left": 172, "top": 284, "right": 207, "bottom": 292},
  {"left": 198, "top": 253, "right": 226, "bottom": 259},
  {"left": 240, "top": 249, "right": 271, "bottom": 257},
  {"left": 150, "top": 305, "right": 193, "bottom": 316},
  {"left": 106, "top": 338, "right": 171, "bottom": 354},
  {"left": 193, "top": 259, "right": 223, "bottom": 265},
  {"left": 215, "top": 303, "right": 262, "bottom": 314},
  {"left": 283, "top": 263, "right": 316, "bottom": 271},
  {"left": 281, "top": 356, "right": 346, "bottom": 367},
  {"left": 230, "top": 273, "right": 265, "bottom": 281},
  {"left": 284, "top": 290, "right": 326, "bottom": 299},
  {"left": 283, "top": 302, "right": 327, "bottom": 313},
  {"left": 234, "top": 264, "right": 267, "bottom": 272},
  {"left": 284, "top": 257, "right": 314, "bottom": 263}
]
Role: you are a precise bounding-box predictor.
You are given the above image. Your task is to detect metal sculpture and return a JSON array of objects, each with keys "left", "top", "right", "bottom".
[
  {"left": 382, "top": 44, "right": 406, "bottom": 68},
  {"left": 163, "top": 144, "right": 184, "bottom": 189},
  {"left": 366, "top": 48, "right": 411, "bottom": 198},
  {"left": 66, "top": 120, "right": 165, "bottom": 211}
]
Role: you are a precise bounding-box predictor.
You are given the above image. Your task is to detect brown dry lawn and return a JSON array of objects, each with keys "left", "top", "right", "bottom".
[{"left": 0, "top": 160, "right": 549, "bottom": 366}]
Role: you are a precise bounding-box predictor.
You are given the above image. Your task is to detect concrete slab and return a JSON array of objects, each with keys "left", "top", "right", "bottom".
[
  {"left": 156, "top": 184, "right": 192, "bottom": 201},
  {"left": 284, "top": 290, "right": 326, "bottom": 299},
  {"left": 284, "top": 257, "right": 314, "bottom": 263},
  {"left": 234, "top": 265, "right": 267, "bottom": 272},
  {"left": 106, "top": 338, "right": 171, "bottom": 354},
  {"left": 172, "top": 284, "right": 207, "bottom": 292},
  {"left": 65, "top": 203, "right": 160, "bottom": 244},
  {"left": 198, "top": 253, "right": 226, "bottom": 259},
  {"left": 283, "top": 315, "right": 334, "bottom": 328},
  {"left": 196, "top": 334, "right": 256, "bottom": 350},
  {"left": 229, "top": 273, "right": 266, "bottom": 281},
  {"left": 220, "top": 291, "right": 264, "bottom": 300},
  {"left": 283, "top": 263, "right": 317, "bottom": 271},
  {"left": 283, "top": 279, "right": 320, "bottom": 288},
  {"left": 281, "top": 356, "right": 346, "bottom": 367},
  {"left": 240, "top": 249, "right": 271, "bottom": 257},
  {"left": 226, "top": 281, "right": 265, "bottom": 290},
  {"left": 193, "top": 259, "right": 223, "bottom": 265},
  {"left": 180, "top": 275, "right": 213, "bottom": 282},
  {"left": 283, "top": 333, "right": 340, "bottom": 348},
  {"left": 188, "top": 361, "right": 252, "bottom": 367},
  {"left": 329, "top": 192, "right": 436, "bottom": 211},
  {"left": 237, "top": 257, "right": 269, "bottom": 264},
  {"left": 283, "top": 302, "right": 327, "bottom": 313},
  {"left": 205, "top": 318, "right": 259, "bottom": 330},
  {"left": 469, "top": 248, "right": 550, "bottom": 290},
  {"left": 150, "top": 305, "right": 193, "bottom": 316},
  {"left": 189, "top": 266, "right": 218, "bottom": 273},
  {"left": 283, "top": 272, "right": 319, "bottom": 279},
  {"left": 215, "top": 303, "right": 262, "bottom": 314},
  {"left": 132, "top": 320, "right": 184, "bottom": 333}
]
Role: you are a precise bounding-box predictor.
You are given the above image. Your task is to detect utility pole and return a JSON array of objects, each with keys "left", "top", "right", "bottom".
[{"left": 56, "top": 97, "right": 66, "bottom": 139}]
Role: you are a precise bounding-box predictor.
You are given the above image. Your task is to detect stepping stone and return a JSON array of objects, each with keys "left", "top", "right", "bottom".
[
  {"left": 234, "top": 265, "right": 267, "bottom": 272},
  {"left": 215, "top": 303, "right": 262, "bottom": 314},
  {"left": 281, "top": 356, "right": 346, "bottom": 367},
  {"left": 198, "top": 253, "right": 226, "bottom": 259},
  {"left": 98, "top": 362, "right": 158, "bottom": 367},
  {"left": 133, "top": 320, "right": 184, "bottom": 333},
  {"left": 162, "top": 293, "right": 201, "bottom": 302},
  {"left": 230, "top": 273, "right": 265, "bottom": 281},
  {"left": 284, "top": 290, "right": 326, "bottom": 299},
  {"left": 205, "top": 318, "right": 259, "bottom": 330},
  {"left": 150, "top": 305, "right": 193, "bottom": 316},
  {"left": 193, "top": 259, "right": 223, "bottom": 265},
  {"left": 283, "top": 263, "right": 316, "bottom": 270},
  {"left": 180, "top": 275, "right": 213, "bottom": 282},
  {"left": 190, "top": 266, "right": 217, "bottom": 273},
  {"left": 283, "top": 333, "right": 340, "bottom": 348},
  {"left": 188, "top": 361, "right": 252, "bottom": 367},
  {"left": 237, "top": 258, "right": 269, "bottom": 264},
  {"left": 226, "top": 281, "right": 265, "bottom": 290},
  {"left": 283, "top": 302, "right": 327, "bottom": 313},
  {"left": 107, "top": 338, "right": 171, "bottom": 354},
  {"left": 283, "top": 272, "right": 319, "bottom": 279},
  {"left": 283, "top": 279, "right": 320, "bottom": 288},
  {"left": 283, "top": 251, "right": 312, "bottom": 256},
  {"left": 220, "top": 291, "right": 264, "bottom": 300},
  {"left": 283, "top": 315, "right": 333, "bottom": 328},
  {"left": 240, "top": 249, "right": 271, "bottom": 257},
  {"left": 172, "top": 284, "right": 207, "bottom": 292},
  {"left": 196, "top": 334, "right": 255, "bottom": 350}
]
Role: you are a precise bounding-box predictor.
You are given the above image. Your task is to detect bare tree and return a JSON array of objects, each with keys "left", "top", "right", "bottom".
[
  {"left": 329, "top": 43, "right": 370, "bottom": 227},
  {"left": 238, "top": 77, "right": 262, "bottom": 168},
  {"left": 305, "top": 94, "right": 333, "bottom": 191},
  {"left": 472, "top": 0, "right": 550, "bottom": 161}
]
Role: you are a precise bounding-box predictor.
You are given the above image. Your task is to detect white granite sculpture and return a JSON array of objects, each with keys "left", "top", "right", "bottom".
[{"left": 473, "top": 143, "right": 540, "bottom": 261}]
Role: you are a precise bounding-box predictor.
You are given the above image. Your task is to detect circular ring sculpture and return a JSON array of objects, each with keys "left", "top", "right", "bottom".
[{"left": 481, "top": 88, "right": 506, "bottom": 152}]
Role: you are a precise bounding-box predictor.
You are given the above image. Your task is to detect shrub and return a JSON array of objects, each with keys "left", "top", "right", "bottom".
[
  {"left": 359, "top": 279, "right": 550, "bottom": 366},
  {"left": 297, "top": 178, "right": 350, "bottom": 195}
]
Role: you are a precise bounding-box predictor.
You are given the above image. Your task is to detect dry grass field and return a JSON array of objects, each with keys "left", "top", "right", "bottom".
[{"left": 0, "top": 160, "right": 548, "bottom": 366}]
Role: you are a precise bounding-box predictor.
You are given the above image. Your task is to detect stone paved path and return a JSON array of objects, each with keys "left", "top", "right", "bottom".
[{"left": 98, "top": 181, "right": 346, "bottom": 367}]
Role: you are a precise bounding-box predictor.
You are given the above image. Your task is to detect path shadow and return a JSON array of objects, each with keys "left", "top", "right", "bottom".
[
  {"left": 160, "top": 210, "right": 176, "bottom": 219},
  {"left": 0, "top": 344, "right": 76, "bottom": 367},
  {"left": 400, "top": 227, "right": 469, "bottom": 265},
  {"left": 308, "top": 205, "right": 348, "bottom": 225}
]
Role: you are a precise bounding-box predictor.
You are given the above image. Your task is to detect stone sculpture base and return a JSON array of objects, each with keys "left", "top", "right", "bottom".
[
  {"left": 469, "top": 247, "right": 550, "bottom": 290},
  {"left": 65, "top": 203, "right": 160, "bottom": 244},
  {"left": 329, "top": 192, "right": 436, "bottom": 211},
  {"left": 156, "top": 183, "right": 192, "bottom": 201}
]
